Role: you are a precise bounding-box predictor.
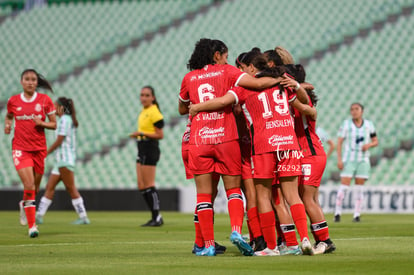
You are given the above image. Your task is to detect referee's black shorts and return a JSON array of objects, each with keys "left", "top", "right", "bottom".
[{"left": 136, "top": 140, "right": 160, "bottom": 166}]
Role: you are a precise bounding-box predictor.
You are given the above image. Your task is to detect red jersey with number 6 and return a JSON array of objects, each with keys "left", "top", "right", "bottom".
[
  {"left": 179, "top": 64, "right": 246, "bottom": 145},
  {"left": 230, "top": 85, "right": 300, "bottom": 155},
  {"left": 7, "top": 92, "right": 55, "bottom": 151}
]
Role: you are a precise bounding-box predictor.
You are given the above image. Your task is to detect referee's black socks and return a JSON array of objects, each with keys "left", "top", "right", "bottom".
[{"left": 140, "top": 187, "right": 160, "bottom": 221}]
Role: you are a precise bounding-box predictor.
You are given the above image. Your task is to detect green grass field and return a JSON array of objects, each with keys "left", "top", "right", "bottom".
[{"left": 1, "top": 211, "right": 414, "bottom": 275}]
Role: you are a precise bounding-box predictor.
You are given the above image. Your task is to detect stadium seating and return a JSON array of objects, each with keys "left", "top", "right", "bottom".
[
  {"left": 306, "top": 10, "right": 414, "bottom": 180},
  {"left": 0, "top": 0, "right": 213, "bottom": 102},
  {"left": 1, "top": 0, "right": 413, "bottom": 189}
]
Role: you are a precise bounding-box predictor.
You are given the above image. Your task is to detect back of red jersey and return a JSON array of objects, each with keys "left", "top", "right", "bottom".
[
  {"left": 293, "top": 97, "right": 325, "bottom": 157},
  {"left": 232, "top": 86, "right": 300, "bottom": 155},
  {"left": 179, "top": 64, "right": 246, "bottom": 145},
  {"left": 7, "top": 92, "right": 56, "bottom": 151}
]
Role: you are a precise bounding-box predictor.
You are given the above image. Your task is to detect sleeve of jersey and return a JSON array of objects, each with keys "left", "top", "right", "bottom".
[
  {"left": 286, "top": 87, "right": 297, "bottom": 103},
  {"left": 44, "top": 96, "right": 56, "bottom": 115},
  {"left": 179, "top": 76, "right": 190, "bottom": 103},
  {"left": 57, "top": 117, "right": 68, "bottom": 136},
  {"left": 226, "top": 65, "right": 247, "bottom": 87},
  {"left": 151, "top": 108, "right": 164, "bottom": 127},
  {"left": 337, "top": 121, "right": 347, "bottom": 138},
  {"left": 228, "top": 87, "right": 246, "bottom": 105},
  {"left": 6, "top": 97, "right": 13, "bottom": 114},
  {"left": 370, "top": 121, "right": 377, "bottom": 137}
]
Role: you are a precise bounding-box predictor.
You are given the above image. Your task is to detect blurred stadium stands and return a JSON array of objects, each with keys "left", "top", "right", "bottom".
[{"left": 0, "top": 0, "right": 413, "bottom": 189}]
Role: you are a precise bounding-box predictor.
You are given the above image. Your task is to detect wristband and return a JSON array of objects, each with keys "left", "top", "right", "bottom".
[{"left": 295, "top": 82, "right": 301, "bottom": 91}]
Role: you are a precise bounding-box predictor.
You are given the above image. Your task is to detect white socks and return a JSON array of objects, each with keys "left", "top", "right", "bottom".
[
  {"left": 72, "top": 197, "right": 87, "bottom": 219},
  {"left": 37, "top": 196, "right": 52, "bottom": 216},
  {"left": 354, "top": 185, "right": 364, "bottom": 218},
  {"left": 335, "top": 184, "right": 364, "bottom": 217},
  {"left": 334, "top": 184, "right": 349, "bottom": 216}
]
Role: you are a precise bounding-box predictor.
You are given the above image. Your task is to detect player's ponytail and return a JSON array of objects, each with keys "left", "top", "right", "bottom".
[
  {"left": 21, "top": 69, "right": 53, "bottom": 93},
  {"left": 68, "top": 99, "right": 79, "bottom": 128},
  {"left": 57, "top": 97, "right": 79, "bottom": 128}
]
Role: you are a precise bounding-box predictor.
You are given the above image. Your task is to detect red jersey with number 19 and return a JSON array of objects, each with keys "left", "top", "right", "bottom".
[
  {"left": 230, "top": 85, "right": 300, "bottom": 155},
  {"left": 7, "top": 92, "right": 56, "bottom": 151},
  {"left": 179, "top": 64, "right": 246, "bottom": 145},
  {"left": 293, "top": 96, "right": 325, "bottom": 157}
]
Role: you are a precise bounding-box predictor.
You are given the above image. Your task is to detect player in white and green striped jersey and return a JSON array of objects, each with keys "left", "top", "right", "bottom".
[
  {"left": 334, "top": 103, "right": 378, "bottom": 223},
  {"left": 36, "top": 97, "right": 90, "bottom": 225}
]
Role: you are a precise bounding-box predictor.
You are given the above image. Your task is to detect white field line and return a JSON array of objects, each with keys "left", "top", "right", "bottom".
[{"left": 1, "top": 236, "right": 413, "bottom": 248}]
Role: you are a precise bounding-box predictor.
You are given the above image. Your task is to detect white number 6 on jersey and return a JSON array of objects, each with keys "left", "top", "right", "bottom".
[{"left": 198, "top": 83, "right": 215, "bottom": 103}]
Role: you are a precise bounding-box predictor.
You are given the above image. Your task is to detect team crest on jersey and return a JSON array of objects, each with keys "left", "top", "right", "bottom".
[
  {"left": 17, "top": 107, "right": 22, "bottom": 111},
  {"left": 35, "top": 103, "right": 42, "bottom": 112}
]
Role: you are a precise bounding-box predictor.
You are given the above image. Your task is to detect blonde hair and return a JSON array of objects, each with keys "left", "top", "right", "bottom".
[{"left": 275, "top": 46, "right": 294, "bottom": 65}]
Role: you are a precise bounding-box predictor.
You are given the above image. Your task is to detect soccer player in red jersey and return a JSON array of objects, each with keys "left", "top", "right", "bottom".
[
  {"left": 235, "top": 53, "right": 265, "bottom": 252},
  {"left": 4, "top": 69, "right": 56, "bottom": 238},
  {"left": 269, "top": 47, "right": 336, "bottom": 254},
  {"left": 179, "top": 39, "right": 280, "bottom": 256},
  {"left": 182, "top": 117, "right": 227, "bottom": 254},
  {"left": 189, "top": 49, "right": 315, "bottom": 256}
]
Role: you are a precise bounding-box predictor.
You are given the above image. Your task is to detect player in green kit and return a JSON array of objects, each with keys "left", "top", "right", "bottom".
[
  {"left": 36, "top": 97, "right": 90, "bottom": 225},
  {"left": 334, "top": 103, "right": 378, "bottom": 222}
]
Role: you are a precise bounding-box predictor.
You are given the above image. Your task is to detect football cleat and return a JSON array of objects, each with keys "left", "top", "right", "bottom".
[
  {"left": 28, "top": 225, "right": 39, "bottom": 238},
  {"left": 313, "top": 239, "right": 336, "bottom": 254},
  {"left": 19, "top": 201, "right": 27, "bottom": 226},
  {"left": 301, "top": 237, "right": 314, "bottom": 255},
  {"left": 254, "top": 247, "right": 280, "bottom": 256},
  {"left": 141, "top": 216, "right": 163, "bottom": 227},
  {"left": 195, "top": 245, "right": 216, "bottom": 256},
  {"left": 324, "top": 241, "right": 336, "bottom": 254},
  {"left": 192, "top": 244, "right": 204, "bottom": 254},
  {"left": 280, "top": 245, "right": 302, "bottom": 256},
  {"left": 214, "top": 242, "right": 226, "bottom": 254},
  {"left": 230, "top": 231, "right": 254, "bottom": 256},
  {"left": 353, "top": 216, "right": 361, "bottom": 223},
  {"left": 250, "top": 236, "right": 267, "bottom": 252},
  {"left": 334, "top": 214, "right": 341, "bottom": 223},
  {"left": 72, "top": 217, "right": 90, "bottom": 225},
  {"left": 192, "top": 242, "right": 226, "bottom": 254},
  {"left": 313, "top": 242, "right": 328, "bottom": 255}
]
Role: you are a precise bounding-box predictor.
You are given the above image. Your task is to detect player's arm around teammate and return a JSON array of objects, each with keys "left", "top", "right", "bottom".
[
  {"left": 130, "top": 86, "right": 164, "bottom": 227},
  {"left": 4, "top": 69, "right": 56, "bottom": 237}
]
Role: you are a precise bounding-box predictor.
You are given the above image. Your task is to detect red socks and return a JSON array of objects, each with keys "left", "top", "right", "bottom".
[
  {"left": 247, "top": 207, "right": 262, "bottom": 239},
  {"left": 280, "top": 224, "right": 299, "bottom": 246},
  {"left": 311, "top": 220, "right": 330, "bottom": 242},
  {"left": 290, "top": 203, "right": 309, "bottom": 241},
  {"left": 259, "top": 211, "right": 276, "bottom": 250},
  {"left": 193, "top": 207, "right": 204, "bottom": 247},
  {"left": 196, "top": 194, "right": 214, "bottom": 248},
  {"left": 23, "top": 190, "right": 36, "bottom": 228},
  {"left": 226, "top": 188, "right": 244, "bottom": 234}
]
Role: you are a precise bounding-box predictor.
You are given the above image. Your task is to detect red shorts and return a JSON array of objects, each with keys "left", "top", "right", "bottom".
[
  {"left": 252, "top": 151, "right": 302, "bottom": 179},
  {"left": 241, "top": 155, "right": 253, "bottom": 180},
  {"left": 181, "top": 146, "right": 193, "bottom": 180},
  {"left": 299, "top": 155, "right": 327, "bottom": 187},
  {"left": 188, "top": 140, "right": 241, "bottom": 176},
  {"left": 12, "top": 149, "right": 47, "bottom": 175}
]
